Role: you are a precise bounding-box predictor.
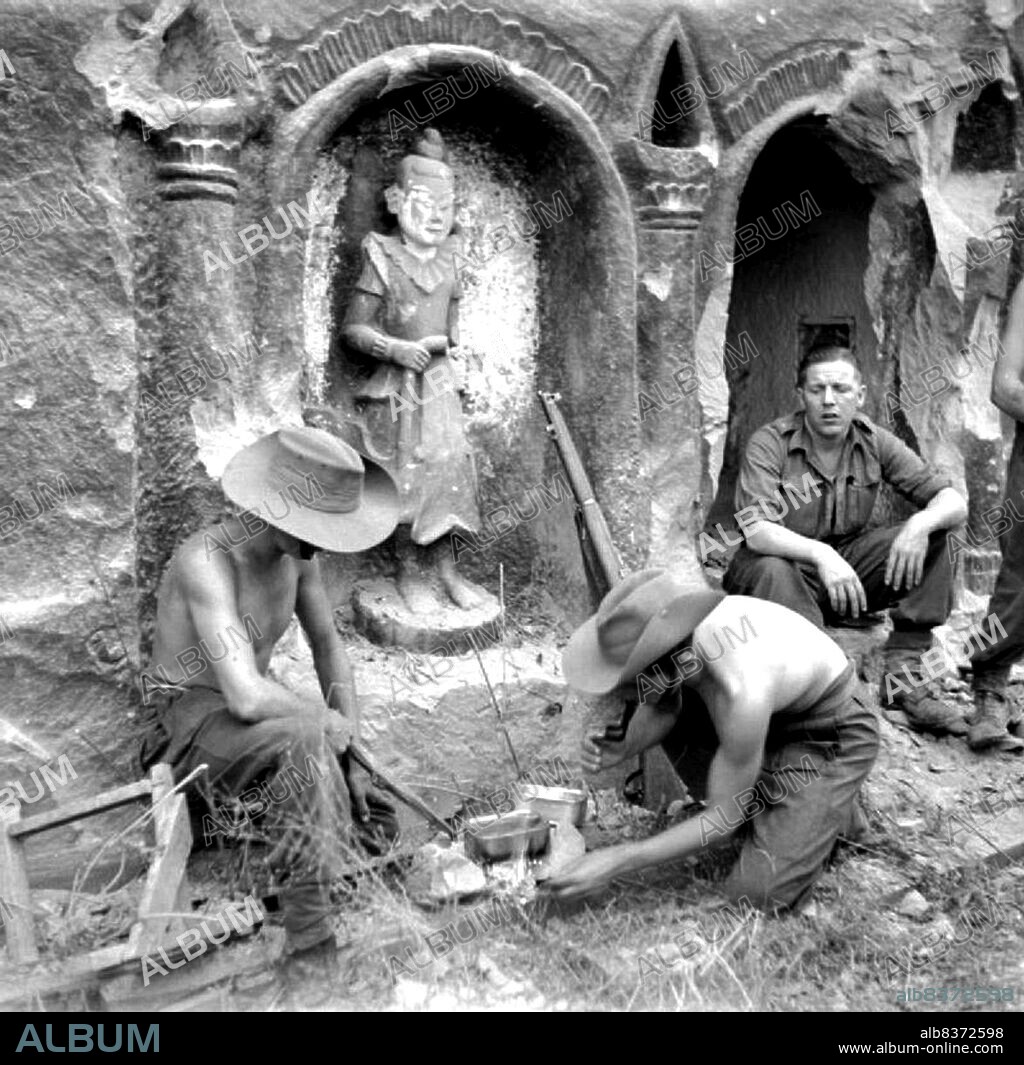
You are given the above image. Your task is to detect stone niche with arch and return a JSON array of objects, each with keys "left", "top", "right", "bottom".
[
  {"left": 6, "top": 1, "right": 1021, "bottom": 796},
  {"left": 267, "top": 42, "right": 643, "bottom": 618},
  {"left": 83, "top": 4, "right": 652, "bottom": 789}
]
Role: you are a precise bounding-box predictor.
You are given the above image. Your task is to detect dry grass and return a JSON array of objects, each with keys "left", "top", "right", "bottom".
[
  {"left": 8, "top": 718, "right": 1023, "bottom": 1013},
  {"left": 285, "top": 796, "right": 1024, "bottom": 1013}
]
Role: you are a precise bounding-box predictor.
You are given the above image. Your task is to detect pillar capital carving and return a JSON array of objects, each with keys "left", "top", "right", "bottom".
[
  {"left": 639, "top": 181, "right": 710, "bottom": 230},
  {"left": 156, "top": 100, "right": 244, "bottom": 204}
]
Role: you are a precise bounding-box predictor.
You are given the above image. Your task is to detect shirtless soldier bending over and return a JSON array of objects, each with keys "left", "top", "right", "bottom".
[
  {"left": 139, "top": 427, "right": 401, "bottom": 963},
  {"left": 543, "top": 570, "right": 879, "bottom": 911}
]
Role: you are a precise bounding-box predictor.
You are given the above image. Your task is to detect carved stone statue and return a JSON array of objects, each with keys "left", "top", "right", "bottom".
[{"left": 339, "top": 129, "right": 499, "bottom": 646}]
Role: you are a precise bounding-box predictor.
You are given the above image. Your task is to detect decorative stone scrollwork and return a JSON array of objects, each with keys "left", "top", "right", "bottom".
[
  {"left": 277, "top": 3, "right": 613, "bottom": 120},
  {"left": 721, "top": 44, "right": 857, "bottom": 141}
]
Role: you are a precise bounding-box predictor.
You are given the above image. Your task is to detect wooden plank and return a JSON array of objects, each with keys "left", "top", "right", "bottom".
[
  {"left": 0, "top": 806, "right": 38, "bottom": 964},
  {"left": 126, "top": 765, "right": 192, "bottom": 957},
  {"left": 11, "top": 780, "right": 153, "bottom": 839},
  {"left": 0, "top": 921, "right": 280, "bottom": 1009},
  {"left": 0, "top": 944, "right": 133, "bottom": 1008},
  {"left": 102, "top": 926, "right": 282, "bottom": 1011},
  {"left": 27, "top": 843, "right": 148, "bottom": 894},
  {"left": 169, "top": 875, "right": 191, "bottom": 941}
]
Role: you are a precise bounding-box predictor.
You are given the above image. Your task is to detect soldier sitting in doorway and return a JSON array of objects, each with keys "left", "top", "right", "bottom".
[{"left": 722, "top": 343, "right": 969, "bottom": 737}]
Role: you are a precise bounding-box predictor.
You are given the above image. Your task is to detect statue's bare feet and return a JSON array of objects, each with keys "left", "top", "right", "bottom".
[
  {"left": 437, "top": 553, "right": 490, "bottom": 610},
  {"left": 397, "top": 571, "right": 436, "bottom": 615}
]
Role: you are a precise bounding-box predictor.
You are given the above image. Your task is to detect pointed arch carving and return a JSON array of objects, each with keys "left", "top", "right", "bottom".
[{"left": 630, "top": 15, "right": 716, "bottom": 148}]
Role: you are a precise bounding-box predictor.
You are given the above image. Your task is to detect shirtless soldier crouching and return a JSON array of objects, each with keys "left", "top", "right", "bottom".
[
  {"left": 138, "top": 427, "right": 401, "bottom": 966},
  {"left": 543, "top": 570, "right": 879, "bottom": 911}
]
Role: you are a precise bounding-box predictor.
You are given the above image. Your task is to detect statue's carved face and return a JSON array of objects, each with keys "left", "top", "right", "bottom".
[{"left": 387, "top": 174, "right": 455, "bottom": 249}]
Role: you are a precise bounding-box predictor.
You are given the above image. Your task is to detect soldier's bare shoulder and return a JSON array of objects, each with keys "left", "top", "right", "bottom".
[
  {"left": 696, "top": 594, "right": 847, "bottom": 698},
  {"left": 158, "top": 527, "right": 236, "bottom": 598}
]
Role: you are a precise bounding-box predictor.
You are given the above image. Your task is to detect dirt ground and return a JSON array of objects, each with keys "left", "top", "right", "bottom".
[{"left": 2, "top": 609, "right": 1023, "bottom": 1014}]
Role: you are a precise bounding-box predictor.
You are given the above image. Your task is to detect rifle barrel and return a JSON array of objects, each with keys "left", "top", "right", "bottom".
[{"left": 539, "top": 392, "right": 623, "bottom": 588}]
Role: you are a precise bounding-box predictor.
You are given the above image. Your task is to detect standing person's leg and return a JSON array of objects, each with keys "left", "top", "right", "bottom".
[
  {"left": 724, "top": 545, "right": 826, "bottom": 629},
  {"left": 723, "top": 666, "right": 879, "bottom": 912},
  {"left": 970, "top": 423, "right": 1024, "bottom": 749},
  {"left": 837, "top": 526, "right": 965, "bottom": 735}
]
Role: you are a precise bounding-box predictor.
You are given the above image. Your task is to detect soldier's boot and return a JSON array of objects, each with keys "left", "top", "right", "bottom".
[
  {"left": 969, "top": 689, "right": 1008, "bottom": 750},
  {"left": 882, "top": 659, "right": 968, "bottom": 737}
]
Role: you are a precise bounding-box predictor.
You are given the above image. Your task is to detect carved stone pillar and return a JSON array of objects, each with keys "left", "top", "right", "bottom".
[
  {"left": 137, "top": 99, "right": 244, "bottom": 638},
  {"left": 620, "top": 140, "right": 716, "bottom": 585},
  {"left": 614, "top": 141, "right": 718, "bottom": 808}
]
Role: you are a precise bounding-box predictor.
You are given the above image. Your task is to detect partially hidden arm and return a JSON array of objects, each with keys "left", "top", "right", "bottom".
[
  {"left": 992, "top": 279, "right": 1024, "bottom": 423},
  {"left": 581, "top": 697, "right": 682, "bottom": 774},
  {"left": 543, "top": 679, "right": 770, "bottom": 898},
  {"left": 295, "top": 559, "right": 358, "bottom": 736},
  {"left": 295, "top": 558, "right": 372, "bottom": 815}
]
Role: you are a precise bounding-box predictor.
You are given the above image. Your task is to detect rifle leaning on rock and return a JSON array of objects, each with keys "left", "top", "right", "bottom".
[{"left": 537, "top": 391, "right": 640, "bottom": 747}]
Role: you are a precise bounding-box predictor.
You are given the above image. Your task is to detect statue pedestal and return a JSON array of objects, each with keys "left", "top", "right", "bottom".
[{"left": 352, "top": 577, "right": 502, "bottom": 654}]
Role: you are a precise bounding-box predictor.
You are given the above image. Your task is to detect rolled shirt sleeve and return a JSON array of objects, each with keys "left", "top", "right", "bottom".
[
  {"left": 874, "top": 425, "right": 953, "bottom": 507},
  {"left": 734, "top": 425, "right": 789, "bottom": 526}
]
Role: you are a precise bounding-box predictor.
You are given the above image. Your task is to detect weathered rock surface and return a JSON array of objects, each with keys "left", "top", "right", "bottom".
[{"left": 0, "top": 0, "right": 1022, "bottom": 802}]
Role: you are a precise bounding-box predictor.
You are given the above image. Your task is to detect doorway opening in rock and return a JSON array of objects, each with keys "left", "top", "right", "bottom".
[
  {"left": 953, "top": 82, "right": 1015, "bottom": 172},
  {"left": 704, "top": 117, "right": 876, "bottom": 563}
]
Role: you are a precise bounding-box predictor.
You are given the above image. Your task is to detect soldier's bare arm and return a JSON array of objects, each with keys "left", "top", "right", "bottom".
[
  {"left": 296, "top": 559, "right": 359, "bottom": 746},
  {"left": 178, "top": 541, "right": 328, "bottom": 726},
  {"left": 543, "top": 675, "right": 770, "bottom": 899}
]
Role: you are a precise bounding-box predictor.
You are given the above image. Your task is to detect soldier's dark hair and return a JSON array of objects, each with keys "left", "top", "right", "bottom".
[{"left": 797, "top": 344, "right": 861, "bottom": 387}]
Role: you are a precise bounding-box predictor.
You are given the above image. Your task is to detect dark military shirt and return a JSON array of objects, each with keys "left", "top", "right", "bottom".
[{"left": 734, "top": 411, "right": 952, "bottom": 543}]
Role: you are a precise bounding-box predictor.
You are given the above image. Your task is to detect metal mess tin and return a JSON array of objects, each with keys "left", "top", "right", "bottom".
[
  {"left": 519, "top": 784, "right": 588, "bottom": 827},
  {"left": 462, "top": 810, "right": 550, "bottom": 862}
]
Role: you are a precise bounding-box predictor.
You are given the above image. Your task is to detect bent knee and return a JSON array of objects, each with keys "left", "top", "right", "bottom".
[
  {"left": 252, "top": 715, "right": 328, "bottom": 755},
  {"left": 748, "top": 555, "right": 802, "bottom": 580},
  {"left": 723, "top": 873, "right": 802, "bottom": 915}
]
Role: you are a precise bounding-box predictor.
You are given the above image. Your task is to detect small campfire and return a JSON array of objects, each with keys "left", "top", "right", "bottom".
[{"left": 406, "top": 785, "right": 589, "bottom": 908}]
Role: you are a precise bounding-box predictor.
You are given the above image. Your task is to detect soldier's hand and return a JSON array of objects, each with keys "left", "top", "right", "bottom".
[
  {"left": 582, "top": 731, "right": 630, "bottom": 774},
  {"left": 540, "top": 847, "right": 627, "bottom": 901},
  {"left": 814, "top": 545, "right": 867, "bottom": 619},
  {"left": 885, "top": 518, "right": 929, "bottom": 591},
  {"left": 389, "top": 340, "right": 430, "bottom": 372},
  {"left": 344, "top": 762, "right": 372, "bottom": 824},
  {"left": 324, "top": 710, "right": 353, "bottom": 752}
]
